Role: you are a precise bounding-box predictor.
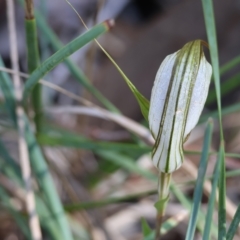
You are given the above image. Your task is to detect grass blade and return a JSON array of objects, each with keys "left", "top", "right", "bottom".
[
  {"left": 185, "top": 119, "right": 213, "bottom": 240},
  {"left": 220, "top": 55, "right": 240, "bottom": 75},
  {"left": 200, "top": 102, "right": 240, "bottom": 124},
  {"left": 203, "top": 147, "right": 222, "bottom": 239},
  {"left": 97, "top": 42, "right": 150, "bottom": 121},
  {"left": 37, "top": 132, "right": 150, "bottom": 155},
  {"left": 201, "top": 2, "right": 226, "bottom": 237},
  {"left": 226, "top": 204, "right": 240, "bottom": 240},
  {"left": 24, "top": 116, "right": 73, "bottom": 240},
  {"left": 218, "top": 143, "right": 226, "bottom": 239},
  {"left": 0, "top": 139, "right": 63, "bottom": 240},
  {"left": 171, "top": 183, "right": 218, "bottom": 237},
  {"left": 201, "top": 0, "right": 223, "bottom": 139},
  {"left": 34, "top": 12, "right": 119, "bottom": 113},
  {"left": 141, "top": 218, "right": 152, "bottom": 237},
  {"left": 206, "top": 73, "right": 240, "bottom": 105},
  {"left": 23, "top": 21, "right": 112, "bottom": 100},
  {"left": 17, "top": 0, "right": 118, "bottom": 112}
]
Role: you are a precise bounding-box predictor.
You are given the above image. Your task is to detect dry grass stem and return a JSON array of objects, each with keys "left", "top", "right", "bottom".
[
  {"left": 24, "top": 0, "right": 34, "bottom": 19},
  {"left": 6, "top": 0, "right": 42, "bottom": 239}
]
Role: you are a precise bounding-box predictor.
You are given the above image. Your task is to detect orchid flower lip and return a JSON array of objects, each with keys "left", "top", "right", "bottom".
[{"left": 148, "top": 40, "right": 212, "bottom": 173}]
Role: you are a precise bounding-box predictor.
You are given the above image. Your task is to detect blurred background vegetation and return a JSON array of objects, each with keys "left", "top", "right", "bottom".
[{"left": 0, "top": 0, "right": 240, "bottom": 239}]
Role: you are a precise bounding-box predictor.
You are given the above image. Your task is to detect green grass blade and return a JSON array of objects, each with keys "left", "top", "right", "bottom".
[
  {"left": 142, "top": 211, "right": 192, "bottom": 240},
  {"left": 0, "top": 56, "right": 16, "bottom": 123},
  {"left": 226, "top": 204, "right": 240, "bottom": 240},
  {"left": 203, "top": 148, "right": 222, "bottom": 239},
  {"left": 25, "top": 18, "right": 42, "bottom": 132},
  {"left": 98, "top": 44, "right": 150, "bottom": 121},
  {"left": 220, "top": 55, "right": 240, "bottom": 75},
  {"left": 24, "top": 116, "right": 73, "bottom": 240},
  {"left": 218, "top": 143, "right": 226, "bottom": 240},
  {"left": 201, "top": 3, "right": 227, "bottom": 237},
  {"left": 206, "top": 73, "right": 240, "bottom": 105},
  {"left": 35, "top": 196, "right": 64, "bottom": 240},
  {"left": 185, "top": 119, "right": 213, "bottom": 240},
  {"left": 23, "top": 21, "right": 112, "bottom": 100},
  {"left": 37, "top": 132, "right": 150, "bottom": 155},
  {"left": 200, "top": 102, "right": 240, "bottom": 124},
  {"left": 35, "top": 12, "right": 119, "bottom": 113},
  {"left": 141, "top": 218, "right": 152, "bottom": 237},
  {"left": 201, "top": 0, "right": 223, "bottom": 140},
  {"left": 25, "top": 19, "right": 40, "bottom": 73},
  {"left": 171, "top": 183, "right": 218, "bottom": 238}
]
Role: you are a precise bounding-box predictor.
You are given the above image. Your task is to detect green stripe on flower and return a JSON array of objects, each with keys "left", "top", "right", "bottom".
[{"left": 149, "top": 40, "right": 212, "bottom": 173}]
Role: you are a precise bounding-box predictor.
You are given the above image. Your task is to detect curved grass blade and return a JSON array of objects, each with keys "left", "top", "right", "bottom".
[
  {"left": 185, "top": 119, "right": 213, "bottom": 240},
  {"left": 226, "top": 204, "right": 240, "bottom": 240},
  {"left": 23, "top": 20, "right": 113, "bottom": 100},
  {"left": 98, "top": 44, "right": 150, "bottom": 121},
  {"left": 63, "top": 0, "right": 149, "bottom": 119},
  {"left": 34, "top": 12, "right": 119, "bottom": 113}
]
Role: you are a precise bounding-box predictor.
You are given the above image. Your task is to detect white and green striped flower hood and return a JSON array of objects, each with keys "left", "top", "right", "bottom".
[{"left": 149, "top": 40, "right": 212, "bottom": 173}]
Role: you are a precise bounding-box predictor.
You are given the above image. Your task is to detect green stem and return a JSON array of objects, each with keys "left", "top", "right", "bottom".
[
  {"left": 25, "top": 18, "right": 42, "bottom": 132},
  {"left": 155, "top": 172, "right": 171, "bottom": 240}
]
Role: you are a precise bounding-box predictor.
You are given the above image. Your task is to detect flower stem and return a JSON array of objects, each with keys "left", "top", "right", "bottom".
[{"left": 155, "top": 171, "right": 172, "bottom": 240}]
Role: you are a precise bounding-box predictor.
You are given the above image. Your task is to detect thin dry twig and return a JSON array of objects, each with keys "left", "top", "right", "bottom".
[
  {"left": 0, "top": 66, "right": 154, "bottom": 145},
  {"left": 6, "top": 1, "right": 42, "bottom": 239},
  {"left": 47, "top": 106, "right": 154, "bottom": 145}
]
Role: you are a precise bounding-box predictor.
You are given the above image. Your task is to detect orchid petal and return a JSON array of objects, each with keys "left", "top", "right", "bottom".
[{"left": 149, "top": 40, "right": 212, "bottom": 173}]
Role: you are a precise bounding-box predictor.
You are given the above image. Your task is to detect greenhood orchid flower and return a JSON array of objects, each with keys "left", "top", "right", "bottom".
[{"left": 149, "top": 40, "right": 212, "bottom": 173}]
